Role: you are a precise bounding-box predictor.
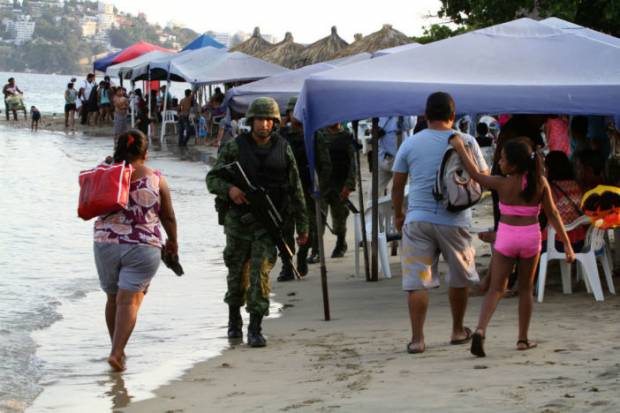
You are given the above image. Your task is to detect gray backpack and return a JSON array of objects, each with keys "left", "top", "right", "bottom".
[{"left": 432, "top": 134, "right": 482, "bottom": 212}]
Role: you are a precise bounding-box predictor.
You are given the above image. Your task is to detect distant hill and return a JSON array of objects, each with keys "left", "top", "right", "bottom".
[{"left": 0, "top": 0, "right": 197, "bottom": 74}]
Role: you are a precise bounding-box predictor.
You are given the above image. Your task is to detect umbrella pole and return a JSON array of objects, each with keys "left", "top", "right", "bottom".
[
  {"left": 130, "top": 81, "right": 135, "bottom": 128},
  {"left": 352, "top": 120, "right": 370, "bottom": 281},
  {"left": 160, "top": 78, "right": 170, "bottom": 144},
  {"left": 370, "top": 117, "right": 379, "bottom": 282},
  {"left": 315, "top": 178, "right": 330, "bottom": 321},
  {"left": 147, "top": 73, "right": 152, "bottom": 139}
]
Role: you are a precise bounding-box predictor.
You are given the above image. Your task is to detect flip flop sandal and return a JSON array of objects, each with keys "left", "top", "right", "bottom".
[
  {"left": 516, "top": 339, "right": 537, "bottom": 351},
  {"left": 406, "top": 341, "right": 425, "bottom": 354},
  {"left": 471, "top": 332, "right": 486, "bottom": 357},
  {"left": 450, "top": 327, "right": 473, "bottom": 345}
]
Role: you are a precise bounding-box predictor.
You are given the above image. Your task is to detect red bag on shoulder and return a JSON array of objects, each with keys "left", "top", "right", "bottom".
[{"left": 78, "top": 162, "right": 133, "bottom": 220}]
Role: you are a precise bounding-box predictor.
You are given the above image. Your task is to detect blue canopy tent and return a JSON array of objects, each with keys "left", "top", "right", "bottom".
[
  {"left": 94, "top": 50, "right": 122, "bottom": 72},
  {"left": 295, "top": 18, "right": 620, "bottom": 172},
  {"left": 293, "top": 17, "right": 620, "bottom": 284},
  {"left": 181, "top": 33, "right": 226, "bottom": 51},
  {"left": 224, "top": 52, "right": 372, "bottom": 115}
]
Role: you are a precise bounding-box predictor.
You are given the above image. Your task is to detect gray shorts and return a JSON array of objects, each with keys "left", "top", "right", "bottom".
[
  {"left": 94, "top": 243, "right": 161, "bottom": 294},
  {"left": 401, "top": 221, "right": 479, "bottom": 291}
]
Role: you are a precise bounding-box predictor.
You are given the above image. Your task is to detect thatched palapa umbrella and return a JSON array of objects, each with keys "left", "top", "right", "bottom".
[
  {"left": 336, "top": 24, "right": 411, "bottom": 57},
  {"left": 259, "top": 32, "right": 306, "bottom": 69},
  {"left": 296, "top": 26, "right": 348, "bottom": 66},
  {"left": 230, "top": 27, "right": 273, "bottom": 57}
]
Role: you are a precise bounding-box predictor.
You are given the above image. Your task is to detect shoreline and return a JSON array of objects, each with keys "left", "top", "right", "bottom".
[{"left": 6, "top": 118, "right": 620, "bottom": 412}]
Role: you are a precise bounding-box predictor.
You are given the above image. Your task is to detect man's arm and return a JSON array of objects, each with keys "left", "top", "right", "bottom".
[
  {"left": 340, "top": 133, "right": 357, "bottom": 198},
  {"left": 287, "top": 146, "right": 309, "bottom": 237},
  {"left": 206, "top": 140, "right": 237, "bottom": 199},
  {"left": 392, "top": 172, "right": 408, "bottom": 232},
  {"left": 315, "top": 132, "right": 332, "bottom": 194}
]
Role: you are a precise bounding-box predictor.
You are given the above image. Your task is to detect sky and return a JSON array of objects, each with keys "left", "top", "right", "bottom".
[{"left": 109, "top": 0, "right": 446, "bottom": 43}]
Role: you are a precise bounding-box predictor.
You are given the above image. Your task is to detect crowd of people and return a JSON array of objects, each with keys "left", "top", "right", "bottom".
[{"left": 90, "top": 89, "right": 618, "bottom": 372}]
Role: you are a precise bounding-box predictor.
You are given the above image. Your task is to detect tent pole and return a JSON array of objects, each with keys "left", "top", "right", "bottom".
[
  {"left": 147, "top": 72, "right": 152, "bottom": 139},
  {"left": 370, "top": 117, "right": 379, "bottom": 282},
  {"left": 160, "top": 78, "right": 170, "bottom": 144},
  {"left": 314, "top": 174, "right": 330, "bottom": 321},
  {"left": 130, "top": 80, "right": 135, "bottom": 127},
  {"left": 352, "top": 120, "right": 370, "bottom": 281}
]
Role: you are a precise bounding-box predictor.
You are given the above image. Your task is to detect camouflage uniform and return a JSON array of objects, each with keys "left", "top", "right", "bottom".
[
  {"left": 206, "top": 135, "right": 308, "bottom": 315},
  {"left": 280, "top": 121, "right": 331, "bottom": 275},
  {"left": 319, "top": 125, "right": 356, "bottom": 257}
]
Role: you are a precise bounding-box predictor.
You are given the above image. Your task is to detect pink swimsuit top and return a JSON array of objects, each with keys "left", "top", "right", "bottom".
[{"left": 499, "top": 202, "right": 541, "bottom": 217}]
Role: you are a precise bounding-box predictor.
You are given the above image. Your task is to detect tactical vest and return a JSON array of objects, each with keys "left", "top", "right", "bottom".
[
  {"left": 282, "top": 126, "right": 311, "bottom": 189},
  {"left": 237, "top": 132, "right": 290, "bottom": 212},
  {"left": 325, "top": 129, "right": 353, "bottom": 190}
]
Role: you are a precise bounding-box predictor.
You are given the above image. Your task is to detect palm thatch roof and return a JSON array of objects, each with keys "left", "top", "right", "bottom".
[
  {"left": 336, "top": 24, "right": 412, "bottom": 57},
  {"left": 230, "top": 27, "right": 273, "bottom": 56},
  {"left": 296, "top": 26, "right": 349, "bottom": 66},
  {"left": 258, "top": 32, "right": 306, "bottom": 69}
]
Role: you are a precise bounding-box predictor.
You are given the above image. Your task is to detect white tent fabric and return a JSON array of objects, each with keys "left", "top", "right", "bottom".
[
  {"left": 540, "top": 17, "right": 620, "bottom": 47},
  {"left": 372, "top": 42, "right": 421, "bottom": 57},
  {"left": 105, "top": 50, "right": 174, "bottom": 79},
  {"left": 129, "top": 50, "right": 193, "bottom": 81},
  {"left": 224, "top": 52, "right": 372, "bottom": 114},
  {"left": 295, "top": 17, "right": 620, "bottom": 159},
  {"left": 138, "top": 47, "right": 288, "bottom": 85}
]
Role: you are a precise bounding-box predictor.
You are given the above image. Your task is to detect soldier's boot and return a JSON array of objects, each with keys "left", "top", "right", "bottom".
[
  {"left": 227, "top": 306, "right": 243, "bottom": 340},
  {"left": 307, "top": 249, "right": 320, "bottom": 264},
  {"left": 277, "top": 261, "right": 295, "bottom": 282},
  {"left": 247, "top": 313, "right": 266, "bottom": 348},
  {"left": 297, "top": 252, "right": 308, "bottom": 277},
  {"left": 331, "top": 235, "right": 348, "bottom": 258}
]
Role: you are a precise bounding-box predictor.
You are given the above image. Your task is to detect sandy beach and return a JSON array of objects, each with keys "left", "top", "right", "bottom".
[
  {"left": 4, "top": 117, "right": 619, "bottom": 412},
  {"left": 121, "top": 198, "right": 620, "bottom": 413}
]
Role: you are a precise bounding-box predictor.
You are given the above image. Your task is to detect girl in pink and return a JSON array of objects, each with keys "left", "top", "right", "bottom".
[{"left": 450, "top": 136, "right": 575, "bottom": 357}]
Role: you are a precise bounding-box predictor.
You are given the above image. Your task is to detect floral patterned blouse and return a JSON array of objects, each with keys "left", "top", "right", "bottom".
[{"left": 94, "top": 170, "right": 162, "bottom": 248}]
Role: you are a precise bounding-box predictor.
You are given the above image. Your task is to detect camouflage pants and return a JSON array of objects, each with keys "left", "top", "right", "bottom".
[
  {"left": 223, "top": 233, "right": 277, "bottom": 316},
  {"left": 322, "top": 190, "right": 349, "bottom": 237},
  {"left": 283, "top": 189, "right": 320, "bottom": 257}
]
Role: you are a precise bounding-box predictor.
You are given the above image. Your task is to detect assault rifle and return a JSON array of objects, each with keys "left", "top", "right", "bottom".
[{"left": 220, "top": 161, "right": 302, "bottom": 280}]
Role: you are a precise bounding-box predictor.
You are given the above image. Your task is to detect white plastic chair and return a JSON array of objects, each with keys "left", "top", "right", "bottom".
[
  {"left": 161, "top": 110, "right": 178, "bottom": 137},
  {"left": 354, "top": 192, "right": 404, "bottom": 279},
  {"left": 537, "top": 215, "right": 615, "bottom": 302}
]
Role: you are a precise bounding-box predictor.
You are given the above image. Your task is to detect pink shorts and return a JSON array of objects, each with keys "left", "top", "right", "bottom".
[{"left": 494, "top": 222, "right": 541, "bottom": 259}]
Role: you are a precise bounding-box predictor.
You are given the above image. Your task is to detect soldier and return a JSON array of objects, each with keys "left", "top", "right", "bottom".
[
  {"left": 319, "top": 123, "right": 356, "bottom": 258},
  {"left": 279, "top": 97, "right": 331, "bottom": 280},
  {"left": 206, "top": 97, "right": 308, "bottom": 347}
]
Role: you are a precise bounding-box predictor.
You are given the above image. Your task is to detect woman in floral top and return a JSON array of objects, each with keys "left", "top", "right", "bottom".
[
  {"left": 543, "top": 151, "right": 586, "bottom": 252},
  {"left": 93, "top": 129, "right": 178, "bottom": 371}
]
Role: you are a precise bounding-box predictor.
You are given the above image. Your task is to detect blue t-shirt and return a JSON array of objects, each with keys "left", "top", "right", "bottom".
[
  {"left": 392, "top": 128, "right": 488, "bottom": 227},
  {"left": 378, "top": 116, "right": 417, "bottom": 158}
]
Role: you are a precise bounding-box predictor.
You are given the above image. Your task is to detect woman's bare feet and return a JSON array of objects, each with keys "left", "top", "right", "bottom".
[
  {"left": 108, "top": 353, "right": 126, "bottom": 372},
  {"left": 406, "top": 341, "right": 425, "bottom": 354},
  {"left": 516, "top": 339, "right": 537, "bottom": 351}
]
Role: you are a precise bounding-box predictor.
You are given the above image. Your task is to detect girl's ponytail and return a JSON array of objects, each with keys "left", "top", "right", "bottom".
[
  {"left": 504, "top": 138, "right": 543, "bottom": 202},
  {"left": 522, "top": 149, "right": 542, "bottom": 201},
  {"left": 113, "top": 129, "right": 148, "bottom": 164}
]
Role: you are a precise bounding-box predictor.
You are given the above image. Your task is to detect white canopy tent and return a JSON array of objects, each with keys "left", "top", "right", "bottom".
[
  {"left": 224, "top": 52, "right": 372, "bottom": 115},
  {"left": 105, "top": 50, "right": 174, "bottom": 79}
]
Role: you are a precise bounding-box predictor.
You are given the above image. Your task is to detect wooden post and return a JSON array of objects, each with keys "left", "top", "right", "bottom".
[
  {"left": 352, "top": 120, "right": 371, "bottom": 281},
  {"left": 370, "top": 117, "right": 379, "bottom": 282},
  {"left": 315, "top": 172, "right": 330, "bottom": 321}
]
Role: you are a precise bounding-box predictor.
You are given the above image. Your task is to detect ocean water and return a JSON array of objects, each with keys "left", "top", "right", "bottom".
[
  {"left": 0, "top": 71, "right": 189, "bottom": 115},
  {"left": 0, "top": 125, "right": 280, "bottom": 412}
]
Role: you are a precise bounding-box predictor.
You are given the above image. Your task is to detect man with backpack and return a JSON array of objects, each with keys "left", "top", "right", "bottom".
[{"left": 391, "top": 92, "right": 489, "bottom": 354}]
